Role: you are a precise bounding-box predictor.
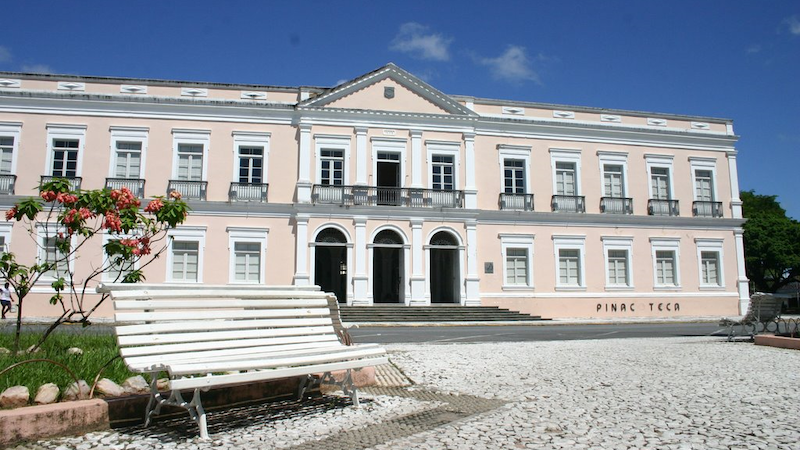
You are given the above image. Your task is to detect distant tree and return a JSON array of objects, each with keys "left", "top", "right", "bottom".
[{"left": 741, "top": 190, "right": 800, "bottom": 293}]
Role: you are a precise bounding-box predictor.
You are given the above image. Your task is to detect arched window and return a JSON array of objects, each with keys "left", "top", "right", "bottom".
[
  {"left": 315, "top": 228, "right": 347, "bottom": 244},
  {"left": 374, "top": 229, "right": 403, "bottom": 245},
  {"left": 430, "top": 231, "right": 458, "bottom": 247}
]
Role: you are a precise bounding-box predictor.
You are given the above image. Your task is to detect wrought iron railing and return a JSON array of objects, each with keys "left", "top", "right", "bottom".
[
  {"left": 312, "top": 185, "right": 464, "bottom": 208},
  {"left": 41, "top": 175, "right": 82, "bottom": 191},
  {"left": 600, "top": 197, "right": 633, "bottom": 214},
  {"left": 0, "top": 174, "right": 16, "bottom": 195},
  {"left": 229, "top": 182, "right": 269, "bottom": 202},
  {"left": 551, "top": 195, "right": 585, "bottom": 213},
  {"left": 499, "top": 193, "right": 534, "bottom": 211},
  {"left": 693, "top": 201, "right": 723, "bottom": 218},
  {"left": 105, "top": 178, "right": 145, "bottom": 198},
  {"left": 168, "top": 180, "right": 207, "bottom": 201},
  {"left": 648, "top": 199, "right": 680, "bottom": 217}
]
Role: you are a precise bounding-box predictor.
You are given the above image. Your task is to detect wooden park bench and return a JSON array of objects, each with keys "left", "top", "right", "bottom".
[
  {"left": 96, "top": 283, "right": 388, "bottom": 439},
  {"left": 719, "top": 292, "right": 783, "bottom": 342}
]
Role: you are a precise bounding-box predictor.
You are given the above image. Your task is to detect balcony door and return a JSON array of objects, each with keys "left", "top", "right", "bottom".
[{"left": 376, "top": 152, "right": 400, "bottom": 206}]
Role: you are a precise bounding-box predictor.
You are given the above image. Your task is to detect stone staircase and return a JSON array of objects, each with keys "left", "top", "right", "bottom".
[{"left": 339, "top": 304, "right": 548, "bottom": 323}]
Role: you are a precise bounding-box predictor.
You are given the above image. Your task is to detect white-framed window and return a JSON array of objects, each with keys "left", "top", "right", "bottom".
[
  {"left": 46, "top": 124, "right": 86, "bottom": 179},
  {"left": 171, "top": 129, "right": 210, "bottom": 181},
  {"left": 500, "top": 234, "right": 534, "bottom": 289},
  {"left": 36, "top": 224, "right": 74, "bottom": 281},
  {"left": 426, "top": 141, "right": 460, "bottom": 191},
  {"left": 498, "top": 144, "right": 532, "bottom": 194},
  {"left": 0, "top": 122, "right": 21, "bottom": 176},
  {"left": 315, "top": 135, "right": 351, "bottom": 186},
  {"left": 227, "top": 227, "right": 269, "bottom": 284},
  {"left": 166, "top": 226, "right": 206, "bottom": 283},
  {"left": 598, "top": 151, "right": 629, "bottom": 198},
  {"left": 109, "top": 127, "right": 148, "bottom": 179},
  {"left": 689, "top": 157, "right": 718, "bottom": 202},
  {"left": 602, "top": 237, "right": 634, "bottom": 289},
  {"left": 550, "top": 149, "right": 582, "bottom": 196},
  {"left": 553, "top": 235, "right": 586, "bottom": 289},
  {"left": 695, "top": 238, "right": 724, "bottom": 288},
  {"left": 645, "top": 154, "right": 675, "bottom": 200},
  {"left": 0, "top": 223, "right": 12, "bottom": 255},
  {"left": 232, "top": 132, "right": 270, "bottom": 184},
  {"left": 650, "top": 237, "right": 681, "bottom": 289},
  {"left": 101, "top": 232, "right": 141, "bottom": 282}
]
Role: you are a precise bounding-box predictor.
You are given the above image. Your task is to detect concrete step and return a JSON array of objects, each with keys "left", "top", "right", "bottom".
[{"left": 339, "top": 305, "right": 547, "bottom": 323}]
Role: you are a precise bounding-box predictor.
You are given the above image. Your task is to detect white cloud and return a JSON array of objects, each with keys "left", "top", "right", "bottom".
[
  {"left": 745, "top": 44, "right": 761, "bottom": 54},
  {"left": 21, "top": 64, "right": 53, "bottom": 74},
  {"left": 390, "top": 22, "right": 452, "bottom": 61},
  {"left": 0, "top": 46, "right": 11, "bottom": 63},
  {"left": 783, "top": 15, "right": 800, "bottom": 35},
  {"left": 477, "top": 46, "right": 542, "bottom": 84}
]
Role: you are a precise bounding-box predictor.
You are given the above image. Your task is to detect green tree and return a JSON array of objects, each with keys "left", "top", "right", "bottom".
[
  {"left": 2, "top": 179, "right": 190, "bottom": 353},
  {"left": 741, "top": 190, "right": 800, "bottom": 293}
]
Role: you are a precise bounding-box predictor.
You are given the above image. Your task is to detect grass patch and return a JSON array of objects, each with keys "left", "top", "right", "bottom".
[{"left": 0, "top": 326, "right": 137, "bottom": 397}]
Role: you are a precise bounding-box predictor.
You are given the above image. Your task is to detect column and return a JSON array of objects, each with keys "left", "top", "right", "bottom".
[
  {"left": 409, "top": 218, "right": 426, "bottom": 305},
  {"left": 410, "top": 129, "right": 423, "bottom": 188},
  {"left": 293, "top": 214, "right": 310, "bottom": 285},
  {"left": 352, "top": 216, "right": 369, "bottom": 305},
  {"left": 296, "top": 123, "right": 313, "bottom": 203},
  {"left": 355, "top": 127, "right": 368, "bottom": 185},
  {"left": 727, "top": 151, "right": 743, "bottom": 219},
  {"left": 464, "top": 219, "right": 481, "bottom": 306},
  {"left": 463, "top": 132, "right": 477, "bottom": 209},
  {"left": 734, "top": 228, "right": 750, "bottom": 314}
]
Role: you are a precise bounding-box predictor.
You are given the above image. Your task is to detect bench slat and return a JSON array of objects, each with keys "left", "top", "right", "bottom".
[
  {"left": 114, "top": 298, "right": 330, "bottom": 310},
  {"left": 120, "top": 332, "right": 340, "bottom": 357},
  {"left": 115, "top": 317, "right": 333, "bottom": 336},
  {"left": 117, "top": 325, "right": 334, "bottom": 347},
  {"left": 108, "top": 290, "right": 329, "bottom": 301},
  {"left": 115, "top": 307, "right": 332, "bottom": 323},
  {"left": 169, "top": 345, "right": 386, "bottom": 375},
  {"left": 169, "top": 355, "right": 389, "bottom": 391},
  {"left": 98, "top": 283, "right": 320, "bottom": 293}
]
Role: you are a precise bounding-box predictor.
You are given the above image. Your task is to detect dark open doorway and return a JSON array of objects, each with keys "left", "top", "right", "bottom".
[
  {"left": 429, "top": 231, "right": 460, "bottom": 304},
  {"left": 373, "top": 229, "right": 403, "bottom": 303},
  {"left": 314, "top": 228, "right": 348, "bottom": 304},
  {"left": 376, "top": 155, "right": 400, "bottom": 206}
]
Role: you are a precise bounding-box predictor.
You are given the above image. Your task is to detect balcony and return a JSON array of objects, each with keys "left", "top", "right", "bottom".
[
  {"left": 600, "top": 197, "right": 633, "bottom": 214},
  {"left": 40, "top": 176, "right": 81, "bottom": 191},
  {"left": 499, "top": 193, "right": 534, "bottom": 211},
  {"left": 693, "top": 201, "right": 723, "bottom": 218},
  {"left": 551, "top": 195, "right": 585, "bottom": 213},
  {"left": 312, "top": 185, "right": 464, "bottom": 208},
  {"left": 168, "top": 180, "right": 207, "bottom": 201},
  {"left": 229, "top": 182, "right": 269, "bottom": 202},
  {"left": 648, "top": 199, "right": 680, "bottom": 217},
  {"left": 0, "top": 174, "right": 16, "bottom": 195},
  {"left": 105, "top": 178, "right": 145, "bottom": 198}
]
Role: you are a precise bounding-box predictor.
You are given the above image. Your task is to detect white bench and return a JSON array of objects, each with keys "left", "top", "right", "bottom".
[
  {"left": 96, "top": 283, "right": 388, "bottom": 439},
  {"left": 720, "top": 292, "right": 783, "bottom": 341}
]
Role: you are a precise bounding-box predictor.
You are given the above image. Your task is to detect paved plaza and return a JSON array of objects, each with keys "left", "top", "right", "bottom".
[{"left": 11, "top": 337, "right": 800, "bottom": 449}]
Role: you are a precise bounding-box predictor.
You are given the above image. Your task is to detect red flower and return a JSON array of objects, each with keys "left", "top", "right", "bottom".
[
  {"left": 169, "top": 191, "right": 182, "bottom": 200},
  {"left": 40, "top": 191, "right": 57, "bottom": 202},
  {"left": 144, "top": 199, "right": 164, "bottom": 213},
  {"left": 5, "top": 207, "right": 16, "bottom": 221}
]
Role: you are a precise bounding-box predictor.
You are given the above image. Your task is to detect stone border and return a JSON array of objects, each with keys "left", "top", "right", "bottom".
[{"left": 754, "top": 334, "right": 800, "bottom": 350}]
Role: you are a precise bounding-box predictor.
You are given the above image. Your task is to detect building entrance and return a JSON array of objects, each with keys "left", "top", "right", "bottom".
[
  {"left": 429, "top": 231, "right": 460, "bottom": 304},
  {"left": 314, "top": 228, "right": 348, "bottom": 304},
  {"left": 373, "top": 229, "right": 403, "bottom": 303}
]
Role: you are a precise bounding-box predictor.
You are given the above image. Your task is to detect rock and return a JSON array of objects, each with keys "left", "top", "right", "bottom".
[
  {"left": 34, "top": 383, "right": 60, "bottom": 404},
  {"left": 26, "top": 345, "right": 40, "bottom": 354},
  {"left": 95, "top": 378, "right": 125, "bottom": 397},
  {"left": 122, "top": 375, "right": 149, "bottom": 394},
  {"left": 66, "top": 347, "right": 84, "bottom": 356},
  {"left": 0, "top": 347, "right": 10, "bottom": 355},
  {"left": 157, "top": 378, "right": 170, "bottom": 391},
  {"left": 63, "top": 380, "right": 90, "bottom": 400},
  {"left": 0, "top": 385, "right": 30, "bottom": 408}
]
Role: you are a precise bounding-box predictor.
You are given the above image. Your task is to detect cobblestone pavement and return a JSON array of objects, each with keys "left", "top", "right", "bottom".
[{"left": 11, "top": 337, "right": 800, "bottom": 449}]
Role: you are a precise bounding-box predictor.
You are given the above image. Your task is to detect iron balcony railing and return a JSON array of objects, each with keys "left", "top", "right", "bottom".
[
  {"left": 312, "top": 185, "right": 464, "bottom": 208},
  {"left": 0, "top": 174, "right": 16, "bottom": 195},
  {"left": 168, "top": 180, "right": 207, "bottom": 201},
  {"left": 551, "top": 195, "right": 585, "bottom": 213},
  {"left": 693, "top": 201, "right": 723, "bottom": 218},
  {"left": 499, "top": 193, "right": 534, "bottom": 211},
  {"left": 648, "top": 199, "right": 680, "bottom": 217},
  {"left": 600, "top": 197, "right": 633, "bottom": 214},
  {"left": 229, "top": 182, "right": 269, "bottom": 202},
  {"left": 105, "top": 178, "right": 145, "bottom": 198},
  {"left": 41, "top": 175, "right": 82, "bottom": 191}
]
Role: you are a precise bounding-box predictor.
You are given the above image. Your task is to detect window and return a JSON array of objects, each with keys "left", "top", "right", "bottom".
[
  {"left": 0, "top": 122, "right": 20, "bottom": 178},
  {"left": 555, "top": 162, "right": 576, "bottom": 196},
  {"left": 37, "top": 225, "right": 72, "bottom": 280},
  {"left": 0, "top": 223, "right": 11, "bottom": 255},
  {"left": 696, "top": 238, "right": 724, "bottom": 288},
  {"left": 694, "top": 170, "right": 714, "bottom": 202},
  {"left": 603, "top": 165, "right": 624, "bottom": 198},
  {"left": 505, "top": 248, "right": 529, "bottom": 285},
  {"left": 227, "top": 227, "right": 268, "bottom": 284},
  {"left": 650, "top": 167, "right": 671, "bottom": 200},
  {"left": 607, "top": 250, "right": 630, "bottom": 286},
  {"left": 553, "top": 235, "right": 585, "bottom": 289},
  {"left": 177, "top": 144, "right": 203, "bottom": 181},
  {"left": 238, "top": 147, "right": 263, "bottom": 183},
  {"left": 651, "top": 237, "right": 681, "bottom": 288},
  {"left": 114, "top": 142, "right": 142, "bottom": 178},
  {"left": 171, "top": 129, "right": 210, "bottom": 181},
  {"left": 320, "top": 149, "right": 344, "bottom": 186},
  {"left": 500, "top": 234, "right": 535, "bottom": 289},
  {"left": 45, "top": 125, "right": 85, "bottom": 186},
  {"left": 504, "top": 159, "right": 525, "bottom": 194},
  {"left": 602, "top": 237, "right": 634, "bottom": 289},
  {"left": 655, "top": 251, "right": 677, "bottom": 286},
  {"left": 167, "top": 227, "right": 206, "bottom": 283},
  {"left": 0, "top": 137, "right": 13, "bottom": 174},
  {"left": 431, "top": 155, "right": 454, "bottom": 190},
  {"left": 52, "top": 139, "right": 79, "bottom": 177},
  {"left": 233, "top": 132, "right": 270, "bottom": 184}
]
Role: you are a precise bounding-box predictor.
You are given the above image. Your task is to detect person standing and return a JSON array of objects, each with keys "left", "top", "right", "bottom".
[{"left": 1, "top": 282, "right": 13, "bottom": 319}]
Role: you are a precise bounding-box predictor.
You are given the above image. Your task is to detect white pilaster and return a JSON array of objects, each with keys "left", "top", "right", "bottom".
[
  {"left": 465, "top": 220, "right": 481, "bottom": 306},
  {"left": 733, "top": 228, "right": 750, "bottom": 314},
  {"left": 409, "top": 218, "right": 426, "bottom": 305},
  {"left": 463, "top": 132, "right": 478, "bottom": 209},
  {"left": 410, "top": 129, "right": 423, "bottom": 188},
  {"left": 297, "top": 123, "right": 313, "bottom": 203},
  {"left": 293, "top": 214, "right": 310, "bottom": 285},
  {"left": 727, "top": 151, "right": 743, "bottom": 219},
  {"left": 352, "top": 216, "right": 370, "bottom": 305},
  {"left": 355, "top": 127, "right": 368, "bottom": 185}
]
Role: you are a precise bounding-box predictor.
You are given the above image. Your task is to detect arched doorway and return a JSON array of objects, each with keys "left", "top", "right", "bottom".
[
  {"left": 314, "top": 228, "right": 348, "bottom": 304},
  {"left": 373, "top": 229, "right": 403, "bottom": 303},
  {"left": 429, "top": 231, "right": 460, "bottom": 304}
]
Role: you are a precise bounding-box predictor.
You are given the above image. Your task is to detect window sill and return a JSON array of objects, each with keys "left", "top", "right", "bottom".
[
  {"left": 555, "top": 286, "right": 586, "bottom": 292},
  {"left": 699, "top": 285, "right": 725, "bottom": 291},
  {"left": 502, "top": 285, "right": 535, "bottom": 292},
  {"left": 654, "top": 285, "right": 682, "bottom": 291},
  {"left": 605, "top": 286, "right": 635, "bottom": 291}
]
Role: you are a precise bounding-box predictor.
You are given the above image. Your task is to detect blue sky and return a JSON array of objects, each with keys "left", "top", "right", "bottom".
[{"left": 2, "top": 1, "right": 799, "bottom": 218}]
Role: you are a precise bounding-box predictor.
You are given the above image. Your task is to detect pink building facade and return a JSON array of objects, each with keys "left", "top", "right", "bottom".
[{"left": 0, "top": 64, "right": 748, "bottom": 319}]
